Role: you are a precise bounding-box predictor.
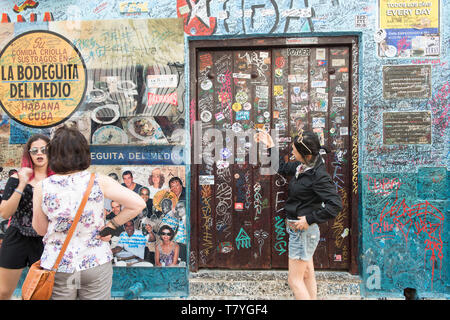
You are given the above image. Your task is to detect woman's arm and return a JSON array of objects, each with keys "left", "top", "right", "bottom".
[
  {"left": 145, "top": 225, "right": 156, "bottom": 242},
  {"left": 254, "top": 131, "right": 298, "bottom": 176},
  {"left": 171, "top": 243, "right": 180, "bottom": 266},
  {"left": 155, "top": 245, "right": 161, "bottom": 266},
  {"left": 0, "top": 170, "right": 31, "bottom": 219},
  {"left": 32, "top": 182, "right": 49, "bottom": 236},
  {"left": 98, "top": 174, "right": 146, "bottom": 229},
  {"left": 275, "top": 151, "right": 300, "bottom": 177}
]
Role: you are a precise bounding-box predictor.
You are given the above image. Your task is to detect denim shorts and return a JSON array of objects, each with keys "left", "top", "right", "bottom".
[{"left": 286, "top": 221, "right": 320, "bottom": 261}]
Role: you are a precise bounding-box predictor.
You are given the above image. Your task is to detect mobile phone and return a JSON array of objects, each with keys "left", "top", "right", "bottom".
[{"left": 99, "top": 227, "right": 115, "bottom": 237}]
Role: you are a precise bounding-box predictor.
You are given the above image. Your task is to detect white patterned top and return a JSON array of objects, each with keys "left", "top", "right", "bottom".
[{"left": 40, "top": 171, "right": 112, "bottom": 273}]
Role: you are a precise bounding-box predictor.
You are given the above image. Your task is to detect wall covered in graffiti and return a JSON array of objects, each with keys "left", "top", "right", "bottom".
[{"left": 0, "top": 0, "right": 448, "bottom": 299}]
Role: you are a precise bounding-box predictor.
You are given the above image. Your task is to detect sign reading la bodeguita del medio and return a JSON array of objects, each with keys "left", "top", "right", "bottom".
[{"left": 0, "top": 30, "right": 86, "bottom": 128}]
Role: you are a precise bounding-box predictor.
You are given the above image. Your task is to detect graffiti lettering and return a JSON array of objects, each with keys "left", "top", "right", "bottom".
[
  {"left": 273, "top": 216, "right": 287, "bottom": 255},
  {"left": 253, "top": 182, "right": 262, "bottom": 221},
  {"left": 366, "top": 176, "right": 403, "bottom": 196},
  {"left": 331, "top": 188, "right": 348, "bottom": 250},
  {"left": 377, "top": 191, "right": 444, "bottom": 289},
  {"left": 200, "top": 185, "right": 214, "bottom": 259}
]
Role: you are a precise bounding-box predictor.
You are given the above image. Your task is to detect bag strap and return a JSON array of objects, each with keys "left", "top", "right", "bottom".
[{"left": 51, "top": 173, "right": 95, "bottom": 271}]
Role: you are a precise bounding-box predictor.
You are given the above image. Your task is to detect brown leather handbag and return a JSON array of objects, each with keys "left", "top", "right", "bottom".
[{"left": 22, "top": 173, "right": 95, "bottom": 300}]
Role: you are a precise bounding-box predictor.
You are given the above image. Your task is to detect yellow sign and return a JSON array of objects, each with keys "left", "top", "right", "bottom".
[
  {"left": 379, "top": 0, "right": 439, "bottom": 29},
  {"left": 0, "top": 30, "right": 86, "bottom": 128}
]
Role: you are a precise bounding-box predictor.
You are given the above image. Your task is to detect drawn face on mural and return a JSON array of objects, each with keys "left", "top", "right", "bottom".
[
  {"left": 159, "top": 227, "right": 173, "bottom": 242},
  {"left": 169, "top": 179, "right": 183, "bottom": 198},
  {"left": 175, "top": 201, "right": 185, "bottom": 219},
  {"left": 139, "top": 187, "right": 150, "bottom": 202},
  {"left": 123, "top": 173, "right": 134, "bottom": 188},
  {"left": 150, "top": 169, "right": 161, "bottom": 187},
  {"left": 161, "top": 199, "right": 173, "bottom": 214},
  {"left": 111, "top": 201, "right": 121, "bottom": 215},
  {"left": 124, "top": 221, "right": 135, "bottom": 237}
]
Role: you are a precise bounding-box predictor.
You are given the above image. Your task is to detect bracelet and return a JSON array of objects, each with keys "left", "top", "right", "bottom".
[
  {"left": 14, "top": 189, "right": 23, "bottom": 196},
  {"left": 110, "top": 217, "right": 120, "bottom": 229}
]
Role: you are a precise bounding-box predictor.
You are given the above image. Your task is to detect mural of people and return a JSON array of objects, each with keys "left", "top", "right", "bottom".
[
  {"left": 90, "top": 165, "right": 186, "bottom": 268},
  {"left": 168, "top": 176, "right": 185, "bottom": 201},
  {"left": 121, "top": 170, "right": 143, "bottom": 194},
  {"left": 112, "top": 221, "right": 154, "bottom": 267},
  {"left": 148, "top": 167, "right": 164, "bottom": 199},
  {"left": 155, "top": 225, "right": 179, "bottom": 267}
]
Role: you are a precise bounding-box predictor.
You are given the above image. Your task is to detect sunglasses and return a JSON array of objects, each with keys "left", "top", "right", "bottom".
[
  {"left": 161, "top": 232, "right": 171, "bottom": 236},
  {"left": 29, "top": 146, "right": 47, "bottom": 155}
]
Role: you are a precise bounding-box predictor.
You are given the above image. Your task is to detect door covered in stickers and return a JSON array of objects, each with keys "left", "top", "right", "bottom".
[{"left": 191, "top": 38, "right": 356, "bottom": 271}]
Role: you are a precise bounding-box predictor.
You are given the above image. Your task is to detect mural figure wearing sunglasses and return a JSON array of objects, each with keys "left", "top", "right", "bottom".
[
  {"left": 255, "top": 129, "right": 342, "bottom": 300},
  {"left": 0, "top": 134, "right": 54, "bottom": 300},
  {"left": 155, "top": 225, "right": 179, "bottom": 267}
]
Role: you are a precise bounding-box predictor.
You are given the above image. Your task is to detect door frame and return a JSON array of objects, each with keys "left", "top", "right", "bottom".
[{"left": 188, "top": 35, "right": 360, "bottom": 275}]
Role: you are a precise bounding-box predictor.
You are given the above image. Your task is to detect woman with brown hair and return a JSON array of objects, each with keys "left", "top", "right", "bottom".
[
  {"left": 148, "top": 167, "right": 165, "bottom": 199},
  {"left": 155, "top": 225, "right": 179, "bottom": 267},
  {"left": 32, "top": 125, "right": 145, "bottom": 299},
  {"left": 0, "top": 134, "right": 54, "bottom": 300},
  {"left": 256, "top": 129, "right": 342, "bottom": 300}
]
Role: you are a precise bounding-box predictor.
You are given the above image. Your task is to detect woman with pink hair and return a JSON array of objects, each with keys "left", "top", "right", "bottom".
[{"left": 0, "top": 134, "right": 54, "bottom": 300}]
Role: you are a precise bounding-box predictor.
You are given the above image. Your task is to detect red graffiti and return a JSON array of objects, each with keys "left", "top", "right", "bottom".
[
  {"left": 412, "top": 59, "right": 446, "bottom": 67},
  {"left": 429, "top": 82, "right": 450, "bottom": 136},
  {"left": 177, "top": 0, "right": 216, "bottom": 36},
  {"left": 189, "top": 98, "right": 196, "bottom": 136},
  {"left": 371, "top": 220, "right": 395, "bottom": 239},
  {"left": 218, "top": 69, "right": 232, "bottom": 121},
  {"left": 366, "top": 175, "right": 402, "bottom": 196},
  {"left": 378, "top": 191, "right": 444, "bottom": 289},
  {"left": 275, "top": 56, "right": 285, "bottom": 68},
  {"left": 1, "top": 11, "right": 52, "bottom": 23},
  {"left": 397, "top": 36, "right": 410, "bottom": 52},
  {"left": 13, "top": 0, "right": 38, "bottom": 13},
  {"left": 199, "top": 53, "right": 213, "bottom": 72},
  {"left": 147, "top": 92, "right": 178, "bottom": 106}
]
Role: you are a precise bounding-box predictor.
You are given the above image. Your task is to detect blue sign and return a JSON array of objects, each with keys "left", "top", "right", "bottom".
[{"left": 90, "top": 145, "right": 184, "bottom": 165}]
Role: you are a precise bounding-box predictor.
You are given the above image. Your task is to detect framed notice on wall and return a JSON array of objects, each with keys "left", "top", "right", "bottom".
[
  {"left": 377, "top": 0, "right": 440, "bottom": 58},
  {"left": 383, "top": 111, "right": 431, "bottom": 144},
  {"left": 382, "top": 65, "right": 431, "bottom": 99}
]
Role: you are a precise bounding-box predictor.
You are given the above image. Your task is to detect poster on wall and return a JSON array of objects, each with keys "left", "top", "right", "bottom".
[
  {"left": 0, "top": 18, "right": 187, "bottom": 269},
  {"left": 91, "top": 165, "right": 187, "bottom": 268},
  {"left": 51, "top": 19, "right": 186, "bottom": 146},
  {"left": 377, "top": 0, "right": 440, "bottom": 58},
  {"left": 0, "top": 30, "right": 87, "bottom": 127}
]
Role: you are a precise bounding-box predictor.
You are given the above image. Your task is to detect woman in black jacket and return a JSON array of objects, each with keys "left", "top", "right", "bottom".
[{"left": 256, "top": 130, "right": 342, "bottom": 300}]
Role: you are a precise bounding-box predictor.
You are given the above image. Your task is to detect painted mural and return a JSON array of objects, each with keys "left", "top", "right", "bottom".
[
  {"left": 0, "top": 0, "right": 448, "bottom": 299},
  {"left": 90, "top": 165, "right": 187, "bottom": 268},
  {"left": 0, "top": 7, "right": 186, "bottom": 283}
]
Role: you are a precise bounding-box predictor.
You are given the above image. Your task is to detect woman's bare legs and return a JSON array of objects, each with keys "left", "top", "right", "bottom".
[
  {"left": 288, "top": 258, "right": 310, "bottom": 300},
  {"left": 303, "top": 259, "right": 317, "bottom": 299},
  {"left": 0, "top": 267, "right": 24, "bottom": 300}
]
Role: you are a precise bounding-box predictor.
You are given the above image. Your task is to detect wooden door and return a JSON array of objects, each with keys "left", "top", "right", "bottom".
[{"left": 192, "top": 43, "right": 352, "bottom": 270}]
